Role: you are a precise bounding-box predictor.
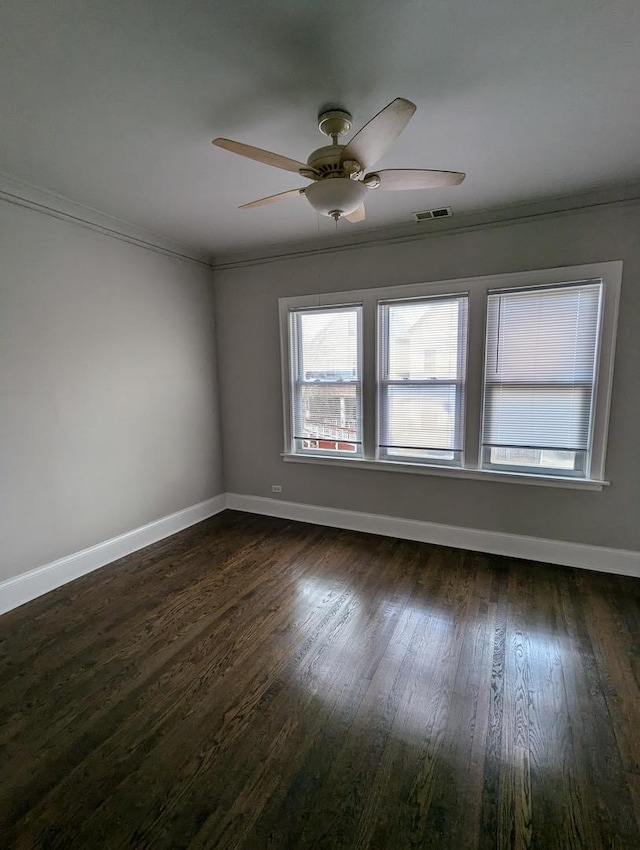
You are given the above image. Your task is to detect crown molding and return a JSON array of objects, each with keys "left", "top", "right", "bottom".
[
  {"left": 211, "top": 182, "right": 640, "bottom": 271},
  {"left": 3, "top": 168, "right": 638, "bottom": 273},
  {"left": 0, "top": 170, "right": 213, "bottom": 267}
]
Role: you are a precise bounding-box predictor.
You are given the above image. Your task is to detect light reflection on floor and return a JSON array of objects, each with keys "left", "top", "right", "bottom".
[
  {"left": 292, "top": 575, "right": 576, "bottom": 757},
  {"left": 293, "top": 575, "right": 456, "bottom": 745}
]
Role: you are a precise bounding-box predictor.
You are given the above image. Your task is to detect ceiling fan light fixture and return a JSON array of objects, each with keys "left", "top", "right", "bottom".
[{"left": 304, "top": 178, "right": 367, "bottom": 218}]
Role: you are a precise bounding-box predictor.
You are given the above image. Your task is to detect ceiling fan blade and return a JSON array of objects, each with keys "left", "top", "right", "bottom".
[
  {"left": 239, "top": 188, "right": 304, "bottom": 210},
  {"left": 213, "top": 138, "right": 309, "bottom": 175},
  {"left": 341, "top": 98, "right": 416, "bottom": 172},
  {"left": 344, "top": 203, "right": 366, "bottom": 223},
  {"left": 369, "top": 169, "right": 466, "bottom": 190}
]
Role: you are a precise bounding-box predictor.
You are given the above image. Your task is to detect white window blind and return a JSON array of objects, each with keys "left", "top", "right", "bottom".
[
  {"left": 289, "top": 305, "right": 362, "bottom": 456},
  {"left": 378, "top": 295, "right": 468, "bottom": 464},
  {"left": 482, "top": 281, "right": 602, "bottom": 476}
]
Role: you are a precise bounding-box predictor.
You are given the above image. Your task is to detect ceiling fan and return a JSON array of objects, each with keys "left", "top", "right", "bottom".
[{"left": 212, "top": 97, "right": 465, "bottom": 222}]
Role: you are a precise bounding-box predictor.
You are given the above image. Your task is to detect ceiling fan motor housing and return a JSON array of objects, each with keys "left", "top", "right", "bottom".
[{"left": 307, "top": 145, "right": 351, "bottom": 178}]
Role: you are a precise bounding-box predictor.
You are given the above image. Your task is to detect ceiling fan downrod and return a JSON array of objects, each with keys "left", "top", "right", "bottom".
[{"left": 317, "top": 109, "right": 353, "bottom": 144}]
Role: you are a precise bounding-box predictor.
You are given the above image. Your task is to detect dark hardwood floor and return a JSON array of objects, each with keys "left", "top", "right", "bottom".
[{"left": 1, "top": 510, "right": 639, "bottom": 849}]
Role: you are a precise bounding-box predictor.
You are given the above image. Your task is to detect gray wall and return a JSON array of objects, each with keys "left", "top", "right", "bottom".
[
  {"left": 215, "top": 202, "right": 640, "bottom": 551},
  {"left": 1, "top": 202, "right": 223, "bottom": 583}
]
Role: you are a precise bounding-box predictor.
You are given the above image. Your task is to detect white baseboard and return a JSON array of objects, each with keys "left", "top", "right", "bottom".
[
  {"left": 3, "top": 491, "right": 638, "bottom": 617},
  {"left": 226, "top": 493, "right": 640, "bottom": 579},
  {"left": 0, "top": 495, "right": 227, "bottom": 615}
]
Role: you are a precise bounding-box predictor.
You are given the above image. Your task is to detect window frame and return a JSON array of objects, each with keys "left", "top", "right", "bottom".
[
  {"left": 480, "top": 280, "right": 604, "bottom": 479},
  {"left": 288, "top": 303, "right": 363, "bottom": 458},
  {"left": 279, "top": 261, "right": 622, "bottom": 489},
  {"left": 377, "top": 294, "right": 469, "bottom": 467}
]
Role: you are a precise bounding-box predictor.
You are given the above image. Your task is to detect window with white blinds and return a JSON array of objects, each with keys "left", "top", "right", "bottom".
[
  {"left": 379, "top": 295, "right": 468, "bottom": 464},
  {"left": 280, "top": 261, "right": 620, "bottom": 486},
  {"left": 482, "top": 282, "right": 602, "bottom": 476},
  {"left": 289, "top": 305, "right": 362, "bottom": 456}
]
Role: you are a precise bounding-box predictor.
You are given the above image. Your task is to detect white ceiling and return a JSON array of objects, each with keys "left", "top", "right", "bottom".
[{"left": 2, "top": 0, "right": 640, "bottom": 259}]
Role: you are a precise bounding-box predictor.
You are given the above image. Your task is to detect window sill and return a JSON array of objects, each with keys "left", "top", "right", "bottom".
[{"left": 281, "top": 453, "right": 608, "bottom": 490}]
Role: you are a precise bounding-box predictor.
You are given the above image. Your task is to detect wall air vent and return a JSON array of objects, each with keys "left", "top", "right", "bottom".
[{"left": 414, "top": 206, "right": 453, "bottom": 222}]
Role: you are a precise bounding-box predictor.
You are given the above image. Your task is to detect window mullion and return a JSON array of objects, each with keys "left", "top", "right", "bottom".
[
  {"left": 464, "top": 287, "right": 486, "bottom": 470},
  {"left": 361, "top": 297, "right": 377, "bottom": 461}
]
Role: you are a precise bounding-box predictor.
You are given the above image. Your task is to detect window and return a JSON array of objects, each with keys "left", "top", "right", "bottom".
[
  {"left": 379, "top": 295, "right": 468, "bottom": 464},
  {"left": 280, "top": 262, "right": 621, "bottom": 487},
  {"left": 289, "top": 305, "right": 362, "bottom": 456},
  {"left": 482, "top": 282, "right": 601, "bottom": 476}
]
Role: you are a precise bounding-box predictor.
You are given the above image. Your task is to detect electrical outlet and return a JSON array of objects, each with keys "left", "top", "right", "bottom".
[{"left": 271, "top": 485, "right": 282, "bottom": 494}]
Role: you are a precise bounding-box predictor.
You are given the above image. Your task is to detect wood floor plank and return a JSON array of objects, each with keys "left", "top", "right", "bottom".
[
  {"left": 557, "top": 584, "right": 608, "bottom": 849},
  {"left": 479, "top": 562, "right": 509, "bottom": 850},
  {"left": 497, "top": 564, "right": 533, "bottom": 850},
  {"left": 1, "top": 510, "right": 639, "bottom": 849}
]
